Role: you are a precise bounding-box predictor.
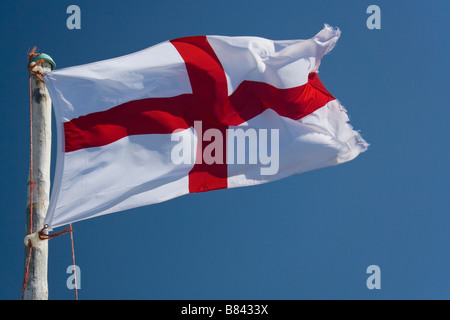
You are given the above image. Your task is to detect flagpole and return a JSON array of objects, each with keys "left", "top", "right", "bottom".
[{"left": 23, "top": 52, "right": 55, "bottom": 300}]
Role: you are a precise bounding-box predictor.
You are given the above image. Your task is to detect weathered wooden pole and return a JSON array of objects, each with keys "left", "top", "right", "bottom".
[{"left": 23, "top": 53, "right": 55, "bottom": 300}]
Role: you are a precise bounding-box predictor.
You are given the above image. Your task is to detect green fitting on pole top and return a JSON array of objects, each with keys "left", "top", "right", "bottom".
[{"left": 30, "top": 53, "right": 56, "bottom": 70}]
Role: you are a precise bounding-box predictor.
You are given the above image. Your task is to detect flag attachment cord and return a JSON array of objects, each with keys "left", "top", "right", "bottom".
[
  {"left": 22, "top": 224, "right": 75, "bottom": 299},
  {"left": 23, "top": 225, "right": 73, "bottom": 246},
  {"left": 27, "top": 46, "right": 46, "bottom": 83},
  {"left": 39, "top": 224, "right": 79, "bottom": 300},
  {"left": 38, "top": 224, "right": 73, "bottom": 240}
]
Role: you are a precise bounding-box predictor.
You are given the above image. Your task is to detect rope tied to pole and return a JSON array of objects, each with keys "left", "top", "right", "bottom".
[
  {"left": 28, "top": 46, "right": 46, "bottom": 83},
  {"left": 23, "top": 47, "right": 78, "bottom": 300},
  {"left": 22, "top": 47, "right": 39, "bottom": 300},
  {"left": 22, "top": 225, "right": 76, "bottom": 299}
]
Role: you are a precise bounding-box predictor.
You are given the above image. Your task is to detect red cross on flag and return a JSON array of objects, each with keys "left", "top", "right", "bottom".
[{"left": 43, "top": 25, "right": 368, "bottom": 230}]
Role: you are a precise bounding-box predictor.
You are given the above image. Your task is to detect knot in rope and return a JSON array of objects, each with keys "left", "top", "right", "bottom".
[{"left": 28, "top": 47, "right": 46, "bottom": 83}]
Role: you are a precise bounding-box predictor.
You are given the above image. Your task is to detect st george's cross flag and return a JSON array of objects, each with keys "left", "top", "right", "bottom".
[{"left": 43, "top": 25, "right": 368, "bottom": 230}]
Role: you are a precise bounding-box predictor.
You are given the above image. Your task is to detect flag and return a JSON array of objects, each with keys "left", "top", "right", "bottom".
[{"left": 43, "top": 25, "right": 368, "bottom": 230}]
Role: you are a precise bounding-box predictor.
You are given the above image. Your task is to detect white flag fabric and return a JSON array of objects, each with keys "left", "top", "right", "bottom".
[{"left": 43, "top": 25, "right": 368, "bottom": 229}]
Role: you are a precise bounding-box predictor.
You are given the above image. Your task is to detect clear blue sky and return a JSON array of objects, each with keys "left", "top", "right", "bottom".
[{"left": 0, "top": 0, "right": 448, "bottom": 300}]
